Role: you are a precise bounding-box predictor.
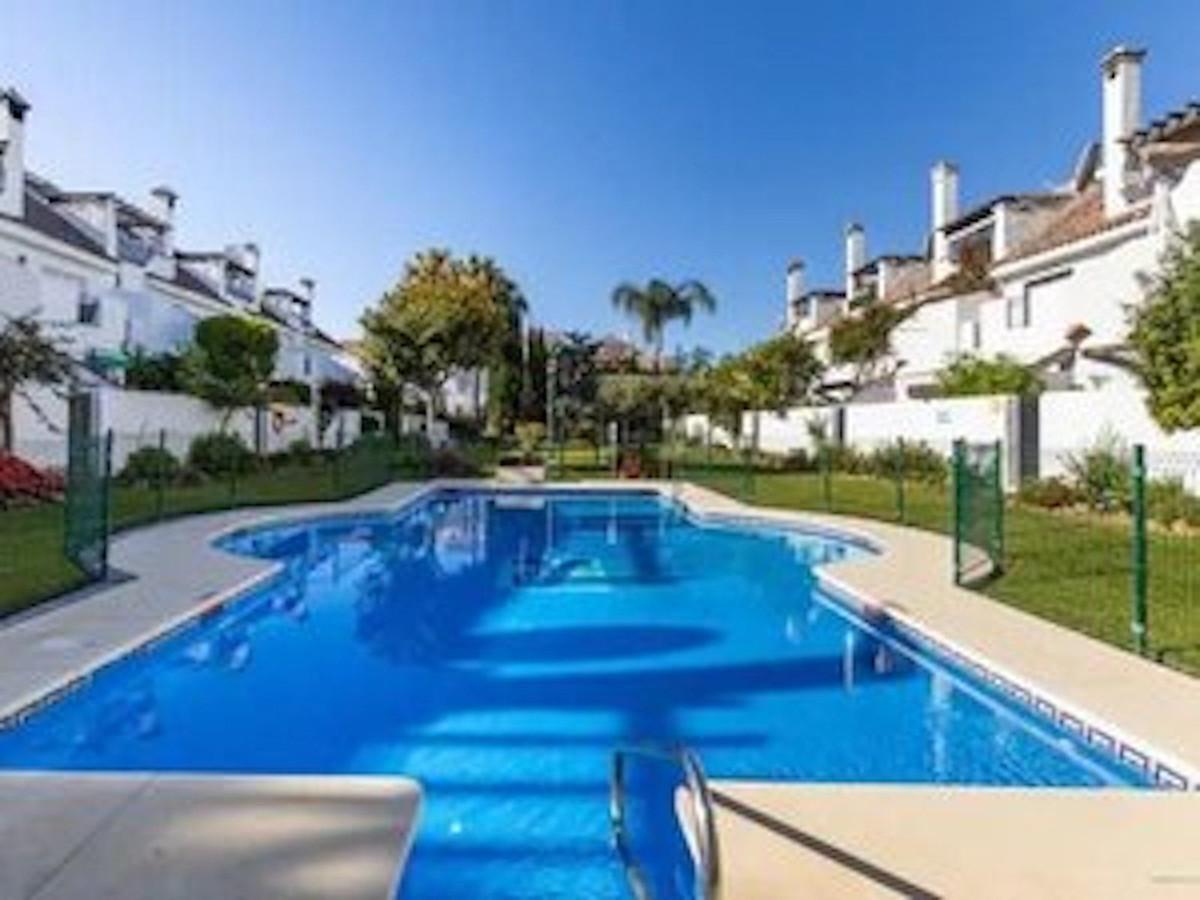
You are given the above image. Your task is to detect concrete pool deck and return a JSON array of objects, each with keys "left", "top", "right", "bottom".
[
  {"left": 0, "top": 772, "right": 421, "bottom": 900},
  {"left": 1, "top": 477, "right": 1200, "bottom": 897}
]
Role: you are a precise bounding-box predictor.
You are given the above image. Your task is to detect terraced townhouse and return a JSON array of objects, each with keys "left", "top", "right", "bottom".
[
  {"left": 0, "top": 87, "right": 360, "bottom": 433},
  {"left": 786, "top": 45, "right": 1200, "bottom": 405}
]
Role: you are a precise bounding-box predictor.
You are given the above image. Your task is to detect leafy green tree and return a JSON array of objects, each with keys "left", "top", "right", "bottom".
[
  {"left": 182, "top": 315, "right": 279, "bottom": 431},
  {"left": 0, "top": 314, "right": 73, "bottom": 452},
  {"left": 610, "top": 278, "right": 716, "bottom": 369},
  {"left": 740, "top": 334, "right": 823, "bottom": 412},
  {"left": 551, "top": 331, "right": 601, "bottom": 444},
  {"left": 464, "top": 255, "right": 527, "bottom": 432},
  {"left": 520, "top": 327, "right": 549, "bottom": 423},
  {"left": 935, "top": 354, "right": 1041, "bottom": 397},
  {"left": 828, "top": 302, "right": 908, "bottom": 390},
  {"left": 360, "top": 249, "right": 509, "bottom": 437},
  {"left": 1130, "top": 223, "right": 1200, "bottom": 430}
]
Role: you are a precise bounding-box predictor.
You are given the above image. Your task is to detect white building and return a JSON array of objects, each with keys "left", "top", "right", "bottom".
[
  {"left": 0, "top": 87, "right": 359, "bottom": 404},
  {"left": 788, "top": 45, "right": 1200, "bottom": 402}
]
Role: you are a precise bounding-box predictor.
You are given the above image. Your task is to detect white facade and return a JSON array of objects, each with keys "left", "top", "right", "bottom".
[
  {"left": 0, "top": 86, "right": 359, "bottom": 444},
  {"left": 785, "top": 45, "right": 1200, "bottom": 404}
]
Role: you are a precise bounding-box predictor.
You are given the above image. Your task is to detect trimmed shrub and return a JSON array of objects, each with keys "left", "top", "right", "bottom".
[
  {"left": 867, "top": 440, "right": 947, "bottom": 483},
  {"left": 267, "top": 379, "right": 313, "bottom": 406},
  {"left": 1147, "top": 477, "right": 1200, "bottom": 528},
  {"left": 1062, "top": 436, "right": 1132, "bottom": 511},
  {"left": 119, "top": 446, "right": 180, "bottom": 485},
  {"left": 1018, "top": 476, "right": 1080, "bottom": 510},
  {"left": 285, "top": 438, "right": 316, "bottom": 467},
  {"left": 188, "top": 432, "right": 255, "bottom": 476}
]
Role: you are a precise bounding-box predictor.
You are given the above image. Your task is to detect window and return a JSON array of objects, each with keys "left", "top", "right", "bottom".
[
  {"left": 303, "top": 354, "right": 312, "bottom": 377},
  {"left": 972, "top": 320, "right": 982, "bottom": 350},
  {"left": 1017, "top": 270, "right": 1072, "bottom": 330},
  {"left": 77, "top": 296, "right": 100, "bottom": 326},
  {"left": 0, "top": 150, "right": 6, "bottom": 194},
  {"left": 1006, "top": 293, "right": 1031, "bottom": 329}
]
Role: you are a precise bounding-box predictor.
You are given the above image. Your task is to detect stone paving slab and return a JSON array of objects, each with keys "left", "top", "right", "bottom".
[
  {"left": 0, "top": 773, "right": 422, "bottom": 900},
  {"left": 712, "top": 782, "right": 1200, "bottom": 899}
]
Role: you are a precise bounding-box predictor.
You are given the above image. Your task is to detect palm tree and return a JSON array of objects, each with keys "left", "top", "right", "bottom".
[{"left": 610, "top": 279, "right": 716, "bottom": 372}]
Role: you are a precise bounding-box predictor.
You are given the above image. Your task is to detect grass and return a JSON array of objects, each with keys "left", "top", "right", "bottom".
[
  {"left": 680, "top": 469, "right": 1200, "bottom": 675},
  {"left": 0, "top": 452, "right": 409, "bottom": 620}
]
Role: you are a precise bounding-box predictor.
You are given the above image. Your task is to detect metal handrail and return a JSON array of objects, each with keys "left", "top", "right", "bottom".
[{"left": 610, "top": 743, "right": 721, "bottom": 900}]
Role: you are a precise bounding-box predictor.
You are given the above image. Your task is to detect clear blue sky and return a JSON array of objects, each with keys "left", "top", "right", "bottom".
[{"left": 3, "top": 1, "right": 1199, "bottom": 353}]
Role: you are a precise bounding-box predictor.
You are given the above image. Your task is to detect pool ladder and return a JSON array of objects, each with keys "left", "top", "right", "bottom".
[{"left": 609, "top": 744, "right": 721, "bottom": 900}]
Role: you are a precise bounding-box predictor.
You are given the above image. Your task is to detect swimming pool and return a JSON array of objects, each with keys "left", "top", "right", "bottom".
[{"left": 0, "top": 489, "right": 1154, "bottom": 897}]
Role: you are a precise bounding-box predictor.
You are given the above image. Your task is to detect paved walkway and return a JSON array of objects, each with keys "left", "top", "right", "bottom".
[
  {"left": 0, "top": 773, "right": 421, "bottom": 900},
  {"left": 712, "top": 782, "right": 1200, "bottom": 899}
]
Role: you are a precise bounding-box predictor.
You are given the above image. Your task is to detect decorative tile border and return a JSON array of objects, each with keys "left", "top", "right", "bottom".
[{"left": 818, "top": 575, "right": 1198, "bottom": 791}]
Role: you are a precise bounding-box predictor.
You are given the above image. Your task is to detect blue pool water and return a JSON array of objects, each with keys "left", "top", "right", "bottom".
[{"left": 0, "top": 490, "right": 1152, "bottom": 897}]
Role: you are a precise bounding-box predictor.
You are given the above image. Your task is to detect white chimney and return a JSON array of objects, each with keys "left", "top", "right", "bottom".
[
  {"left": 1101, "top": 45, "right": 1146, "bottom": 215},
  {"left": 844, "top": 223, "right": 866, "bottom": 299},
  {"left": 147, "top": 186, "right": 177, "bottom": 275},
  {"left": 931, "top": 160, "right": 959, "bottom": 233},
  {"left": 877, "top": 258, "right": 893, "bottom": 301},
  {"left": 992, "top": 199, "right": 1013, "bottom": 261},
  {"left": 0, "top": 89, "right": 30, "bottom": 219},
  {"left": 931, "top": 161, "right": 959, "bottom": 282},
  {"left": 785, "top": 259, "right": 805, "bottom": 328},
  {"left": 299, "top": 277, "right": 315, "bottom": 325}
]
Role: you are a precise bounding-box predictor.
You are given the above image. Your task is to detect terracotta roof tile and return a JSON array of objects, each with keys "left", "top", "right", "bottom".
[{"left": 999, "top": 185, "right": 1148, "bottom": 265}]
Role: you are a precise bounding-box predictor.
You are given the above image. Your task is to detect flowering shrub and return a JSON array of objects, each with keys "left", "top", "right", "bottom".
[{"left": 0, "top": 453, "right": 64, "bottom": 505}]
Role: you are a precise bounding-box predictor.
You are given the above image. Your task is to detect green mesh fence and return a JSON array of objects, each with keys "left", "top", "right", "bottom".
[
  {"left": 952, "top": 440, "right": 1004, "bottom": 586},
  {"left": 64, "top": 428, "right": 112, "bottom": 580}
]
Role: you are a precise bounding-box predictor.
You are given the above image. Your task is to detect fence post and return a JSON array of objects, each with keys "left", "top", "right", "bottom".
[
  {"left": 895, "top": 439, "right": 906, "bottom": 524},
  {"left": 228, "top": 440, "right": 238, "bottom": 503},
  {"left": 334, "top": 430, "right": 344, "bottom": 494},
  {"left": 155, "top": 428, "right": 167, "bottom": 522},
  {"left": 992, "top": 439, "right": 1005, "bottom": 575},
  {"left": 101, "top": 429, "right": 114, "bottom": 577},
  {"left": 952, "top": 440, "right": 964, "bottom": 585},
  {"left": 1131, "top": 444, "right": 1148, "bottom": 655},
  {"left": 822, "top": 443, "right": 833, "bottom": 512}
]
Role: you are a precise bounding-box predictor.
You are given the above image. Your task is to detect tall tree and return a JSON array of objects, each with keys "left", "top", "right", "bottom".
[
  {"left": 827, "top": 302, "right": 908, "bottom": 393},
  {"left": 360, "top": 249, "right": 509, "bottom": 437},
  {"left": 610, "top": 279, "right": 717, "bottom": 369},
  {"left": 464, "top": 255, "right": 527, "bottom": 431},
  {"left": 519, "top": 327, "right": 549, "bottom": 423},
  {"left": 1130, "top": 223, "right": 1200, "bottom": 430},
  {"left": 0, "top": 314, "right": 73, "bottom": 452},
  {"left": 182, "top": 315, "right": 279, "bottom": 432}
]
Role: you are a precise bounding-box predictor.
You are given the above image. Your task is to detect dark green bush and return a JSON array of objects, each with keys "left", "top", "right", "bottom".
[
  {"left": 1018, "top": 476, "right": 1080, "bottom": 509},
  {"left": 267, "top": 379, "right": 313, "bottom": 406},
  {"left": 867, "top": 440, "right": 947, "bottom": 483},
  {"left": 1062, "top": 436, "right": 1131, "bottom": 511},
  {"left": 285, "top": 438, "right": 316, "bottom": 467},
  {"left": 119, "top": 446, "right": 180, "bottom": 485},
  {"left": 125, "top": 351, "right": 185, "bottom": 393},
  {"left": 1147, "top": 477, "right": 1200, "bottom": 527},
  {"left": 188, "top": 432, "right": 255, "bottom": 476}
]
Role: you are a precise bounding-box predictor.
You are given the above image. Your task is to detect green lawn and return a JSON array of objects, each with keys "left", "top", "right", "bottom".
[
  {"left": 682, "top": 470, "right": 1200, "bottom": 675},
  {"left": 0, "top": 454, "right": 407, "bottom": 620}
]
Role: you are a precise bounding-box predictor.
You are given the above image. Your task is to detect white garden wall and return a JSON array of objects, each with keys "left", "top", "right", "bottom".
[
  {"left": 1038, "top": 388, "right": 1200, "bottom": 482},
  {"left": 846, "top": 395, "right": 1015, "bottom": 456},
  {"left": 11, "top": 386, "right": 363, "bottom": 472}
]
